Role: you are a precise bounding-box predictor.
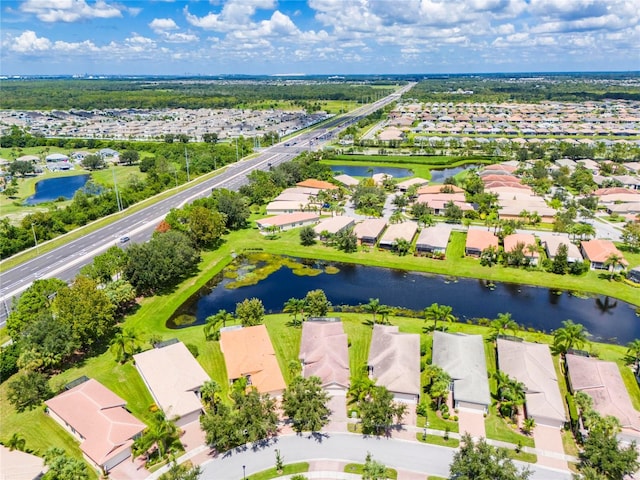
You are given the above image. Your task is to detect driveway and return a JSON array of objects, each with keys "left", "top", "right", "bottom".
[
  {"left": 457, "top": 408, "right": 486, "bottom": 439},
  {"left": 198, "top": 433, "right": 571, "bottom": 480},
  {"left": 533, "top": 425, "right": 568, "bottom": 471}
]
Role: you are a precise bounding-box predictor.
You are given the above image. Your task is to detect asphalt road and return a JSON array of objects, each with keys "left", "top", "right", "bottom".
[
  {"left": 0, "top": 83, "right": 415, "bottom": 325},
  {"left": 198, "top": 433, "right": 572, "bottom": 480}
]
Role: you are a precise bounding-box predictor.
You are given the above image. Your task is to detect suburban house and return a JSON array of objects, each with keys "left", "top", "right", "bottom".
[
  {"left": 497, "top": 339, "right": 567, "bottom": 428},
  {"left": 465, "top": 229, "right": 499, "bottom": 257},
  {"left": 565, "top": 353, "right": 640, "bottom": 443},
  {"left": 503, "top": 233, "right": 540, "bottom": 265},
  {"left": 367, "top": 324, "right": 420, "bottom": 403},
  {"left": 220, "top": 325, "right": 286, "bottom": 397},
  {"left": 0, "top": 446, "right": 46, "bottom": 480},
  {"left": 353, "top": 218, "right": 388, "bottom": 245},
  {"left": 265, "top": 200, "right": 309, "bottom": 215},
  {"left": 415, "top": 224, "right": 452, "bottom": 255},
  {"left": 432, "top": 332, "right": 491, "bottom": 413},
  {"left": 580, "top": 239, "right": 628, "bottom": 271},
  {"left": 417, "top": 185, "right": 465, "bottom": 195},
  {"left": 378, "top": 221, "right": 418, "bottom": 249},
  {"left": 541, "top": 234, "right": 583, "bottom": 263},
  {"left": 396, "top": 177, "right": 429, "bottom": 192},
  {"left": 299, "top": 319, "right": 350, "bottom": 393},
  {"left": 313, "top": 216, "right": 355, "bottom": 237},
  {"left": 296, "top": 179, "right": 339, "bottom": 191},
  {"left": 134, "top": 340, "right": 210, "bottom": 426},
  {"left": 45, "top": 378, "right": 145, "bottom": 473},
  {"left": 256, "top": 212, "right": 319, "bottom": 234},
  {"left": 333, "top": 174, "right": 359, "bottom": 188}
]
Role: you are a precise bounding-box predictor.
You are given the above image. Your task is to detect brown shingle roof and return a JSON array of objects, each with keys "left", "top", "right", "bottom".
[{"left": 220, "top": 325, "right": 286, "bottom": 395}]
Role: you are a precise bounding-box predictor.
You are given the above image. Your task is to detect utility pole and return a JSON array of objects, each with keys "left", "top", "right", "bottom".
[
  {"left": 112, "top": 167, "right": 122, "bottom": 211},
  {"left": 185, "top": 147, "right": 190, "bottom": 182},
  {"left": 31, "top": 222, "right": 38, "bottom": 253},
  {"left": 235, "top": 137, "right": 239, "bottom": 162}
]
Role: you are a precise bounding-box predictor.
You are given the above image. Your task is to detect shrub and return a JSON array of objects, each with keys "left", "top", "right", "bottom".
[{"left": 186, "top": 343, "right": 199, "bottom": 358}]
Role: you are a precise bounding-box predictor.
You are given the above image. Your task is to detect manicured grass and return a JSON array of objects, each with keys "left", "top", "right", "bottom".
[
  {"left": 416, "top": 433, "right": 460, "bottom": 448},
  {"left": 562, "top": 430, "right": 580, "bottom": 458},
  {"left": 505, "top": 449, "right": 537, "bottom": 464},
  {"left": 342, "top": 318, "right": 373, "bottom": 378},
  {"left": 344, "top": 462, "right": 398, "bottom": 479},
  {"left": 265, "top": 314, "right": 302, "bottom": 384},
  {"left": 246, "top": 462, "right": 309, "bottom": 480}
]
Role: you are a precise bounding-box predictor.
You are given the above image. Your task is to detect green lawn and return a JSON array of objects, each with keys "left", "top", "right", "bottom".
[
  {"left": 247, "top": 462, "right": 309, "bottom": 480},
  {"left": 344, "top": 462, "right": 398, "bottom": 479},
  {"left": 416, "top": 433, "right": 460, "bottom": 448}
]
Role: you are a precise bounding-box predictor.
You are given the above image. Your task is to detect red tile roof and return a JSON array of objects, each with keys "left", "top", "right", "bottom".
[
  {"left": 465, "top": 229, "right": 499, "bottom": 252},
  {"left": 296, "top": 179, "right": 338, "bottom": 190},
  {"left": 580, "top": 239, "right": 628, "bottom": 265}
]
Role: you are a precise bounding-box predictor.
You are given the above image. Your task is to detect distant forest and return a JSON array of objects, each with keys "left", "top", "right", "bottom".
[
  {"left": 406, "top": 74, "right": 640, "bottom": 103},
  {"left": 0, "top": 80, "right": 396, "bottom": 110}
]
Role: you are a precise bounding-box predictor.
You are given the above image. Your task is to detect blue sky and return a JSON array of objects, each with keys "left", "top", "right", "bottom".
[{"left": 1, "top": 0, "right": 639, "bottom": 76}]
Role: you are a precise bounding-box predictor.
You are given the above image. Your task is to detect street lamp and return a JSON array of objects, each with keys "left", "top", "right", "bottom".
[
  {"left": 242, "top": 465, "right": 246, "bottom": 480},
  {"left": 423, "top": 427, "right": 427, "bottom": 441},
  {"left": 31, "top": 222, "right": 39, "bottom": 254}
]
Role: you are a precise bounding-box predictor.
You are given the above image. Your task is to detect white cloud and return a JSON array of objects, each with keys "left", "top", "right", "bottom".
[
  {"left": 149, "top": 18, "right": 179, "bottom": 32},
  {"left": 20, "top": 0, "right": 122, "bottom": 23},
  {"left": 10, "top": 30, "right": 51, "bottom": 52},
  {"left": 163, "top": 32, "right": 199, "bottom": 43}
]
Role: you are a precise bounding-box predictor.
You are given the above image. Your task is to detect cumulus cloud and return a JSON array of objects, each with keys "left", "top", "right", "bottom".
[
  {"left": 20, "top": 0, "right": 122, "bottom": 23},
  {"left": 10, "top": 30, "right": 51, "bottom": 52},
  {"left": 149, "top": 18, "right": 179, "bottom": 32}
]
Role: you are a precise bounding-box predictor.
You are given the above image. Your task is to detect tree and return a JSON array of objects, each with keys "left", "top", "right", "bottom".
[
  {"left": 551, "top": 242, "right": 570, "bottom": 275},
  {"left": 7, "top": 370, "right": 53, "bottom": 412},
  {"left": 275, "top": 449, "right": 284, "bottom": 474},
  {"left": 494, "top": 371, "right": 525, "bottom": 419},
  {"left": 187, "top": 206, "right": 226, "bottom": 248},
  {"left": 203, "top": 132, "right": 219, "bottom": 144},
  {"left": 359, "top": 385, "right": 407, "bottom": 435},
  {"left": 283, "top": 298, "right": 306, "bottom": 326},
  {"left": 102, "top": 279, "right": 137, "bottom": 315},
  {"left": 621, "top": 221, "right": 640, "bottom": 252},
  {"left": 6, "top": 432, "right": 26, "bottom": 451},
  {"left": 579, "top": 416, "right": 638, "bottom": 480},
  {"left": 8, "top": 160, "right": 35, "bottom": 177},
  {"left": 80, "top": 246, "right": 128, "bottom": 283},
  {"left": 363, "top": 452, "right": 388, "bottom": 480},
  {"left": 304, "top": 289, "right": 331, "bottom": 317},
  {"left": 603, "top": 253, "right": 626, "bottom": 280},
  {"left": 299, "top": 226, "right": 317, "bottom": 246},
  {"left": 423, "top": 364, "right": 451, "bottom": 408},
  {"left": 210, "top": 189, "right": 250, "bottom": 230},
  {"left": 522, "top": 417, "right": 535, "bottom": 435},
  {"left": 52, "top": 275, "right": 116, "bottom": 348},
  {"left": 42, "top": 447, "right": 90, "bottom": 480},
  {"left": 235, "top": 298, "right": 265, "bottom": 326},
  {"left": 201, "top": 380, "right": 222, "bottom": 412},
  {"left": 124, "top": 231, "right": 200, "bottom": 294},
  {"left": 393, "top": 238, "right": 411, "bottom": 256},
  {"left": 159, "top": 461, "right": 201, "bottom": 480},
  {"left": 81, "top": 154, "right": 105, "bottom": 170},
  {"left": 490, "top": 312, "right": 519, "bottom": 339},
  {"left": 552, "top": 320, "right": 589, "bottom": 355},
  {"left": 0, "top": 342, "right": 20, "bottom": 381},
  {"left": 363, "top": 298, "right": 384, "bottom": 325},
  {"left": 282, "top": 376, "right": 330, "bottom": 433},
  {"left": 334, "top": 228, "right": 358, "bottom": 253},
  {"left": 444, "top": 201, "right": 463, "bottom": 223},
  {"left": 423, "top": 303, "right": 455, "bottom": 332},
  {"left": 204, "top": 309, "right": 234, "bottom": 340},
  {"left": 109, "top": 327, "right": 139, "bottom": 363},
  {"left": 132, "top": 412, "right": 181, "bottom": 462},
  {"left": 119, "top": 149, "right": 139, "bottom": 165},
  {"left": 625, "top": 339, "right": 640, "bottom": 372},
  {"left": 18, "top": 314, "right": 78, "bottom": 372},
  {"left": 449, "top": 434, "right": 532, "bottom": 480},
  {"left": 480, "top": 245, "right": 499, "bottom": 267},
  {"left": 6, "top": 278, "right": 66, "bottom": 341}
]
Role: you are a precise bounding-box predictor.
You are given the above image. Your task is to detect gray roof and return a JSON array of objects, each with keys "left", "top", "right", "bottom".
[
  {"left": 379, "top": 221, "right": 418, "bottom": 246},
  {"left": 299, "top": 321, "right": 350, "bottom": 389},
  {"left": 432, "top": 332, "right": 491, "bottom": 407},
  {"left": 497, "top": 339, "right": 567, "bottom": 424},
  {"left": 353, "top": 218, "right": 387, "bottom": 241},
  {"left": 368, "top": 324, "right": 420, "bottom": 397},
  {"left": 416, "top": 224, "right": 452, "bottom": 250},
  {"left": 540, "top": 234, "right": 583, "bottom": 262}
]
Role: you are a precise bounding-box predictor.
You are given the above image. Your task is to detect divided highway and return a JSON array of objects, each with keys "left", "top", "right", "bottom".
[{"left": 0, "top": 83, "right": 415, "bottom": 325}]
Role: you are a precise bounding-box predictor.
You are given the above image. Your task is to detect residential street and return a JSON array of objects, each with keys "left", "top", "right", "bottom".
[{"left": 197, "top": 433, "right": 572, "bottom": 480}]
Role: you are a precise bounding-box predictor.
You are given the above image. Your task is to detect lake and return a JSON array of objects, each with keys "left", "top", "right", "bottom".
[
  {"left": 25, "top": 175, "right": 90, "bottom": 205},
  {"left": 429, "top": 164, "right": 479, "bottom": 183},
  {"left": 330, "top": 165, "right": 413, "bottom": 177},
  {"left": 169, "top": 257, "right": 639, "bottom": 345}
]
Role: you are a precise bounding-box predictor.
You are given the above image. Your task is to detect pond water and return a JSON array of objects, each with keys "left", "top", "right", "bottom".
[
  {"left": 25, "top": 175, "right": 90, "bottom": 205},
  {"left": 429, "top": 164, "right": 479, "bottom": 183},
  {"left": 329, "top": 165, "right": 414, "bottom": 178},
  {"left": 169, "top": 257, "right": 639, "bottom": 345}
]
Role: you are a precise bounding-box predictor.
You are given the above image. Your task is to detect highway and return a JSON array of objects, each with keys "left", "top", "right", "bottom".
[{"left": 0, "top": 83, "right": 415, "bottom": 325}]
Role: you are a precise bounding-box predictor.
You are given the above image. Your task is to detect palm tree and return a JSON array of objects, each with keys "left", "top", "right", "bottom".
[
  {"left": 109, "top": 328, "right": 139, "bottom": 363},
  {"left": 378, "top": 304, "right": 392, "bottom": 325},
  {"left": 133, "top": 412, "right": 180, "bottom": 462},
  {"left": 494, "top": 371, "right": 525, "bottom": 420},
  {"left": 626, "top": 339, "right": 640, "bottom": 372},
  {"left": 604, "top": 253, "right": 626, "bottom": 280},
  {"left": 552, "top": 319, "right": 589, "bottom": 355},
  {"left": 363, "top": 298, "right": 382, "bottom": 325},
  {"left": 348, "top": 375, "right": 375, "bottom": 406},
  {"left": 423, "top": 303, "right": 455, "bottom": 332},
  {"left": 204, "top": 309, "right": 232, "bottom": 340},
  {"left": 201, "top": 380, "right": 222, "bottom": 412},
  {"left": 283, "top": 298, "right": 305, "bottom": 326},
  {"left": 490, "top": 312, "right": 519, "bottom": 339},
  {"left": 6, "top": 432, "right": 26, "bottom": 451}
]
